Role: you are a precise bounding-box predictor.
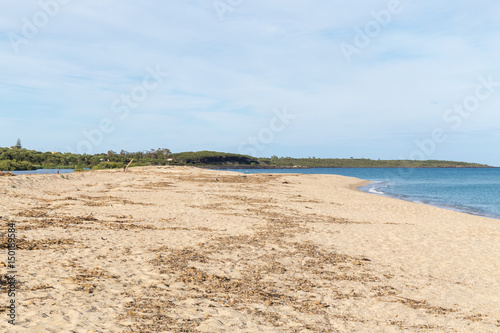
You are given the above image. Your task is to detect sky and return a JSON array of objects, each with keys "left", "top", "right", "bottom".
[{"left": 1, "top": 0, "right": 500, "bottom": 165}]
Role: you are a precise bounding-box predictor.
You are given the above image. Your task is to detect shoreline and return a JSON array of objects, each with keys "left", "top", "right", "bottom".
[
  {"left": 221, "top": 168, "right": 500, "bottom": 222},
  {"left": 4, "top": 165, "right": 498, "bottom": 174},
  {"left": 356, "top": 181, "right": 500, "bottom": 221},
  {"left": 1, "top": 166, "right": 499, "bottom": 331},
  {"left": 9, "top": 168, "right": 499, "bottom": 221}
]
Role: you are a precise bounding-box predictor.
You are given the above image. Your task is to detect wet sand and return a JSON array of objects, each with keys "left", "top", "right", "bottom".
[{"left": 1, "top": 166, "right": 499, "bottom": 332}]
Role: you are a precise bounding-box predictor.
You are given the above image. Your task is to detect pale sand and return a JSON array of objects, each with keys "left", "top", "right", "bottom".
[{"left": 0, "top": 166, "right": 499, "bottom": 332}]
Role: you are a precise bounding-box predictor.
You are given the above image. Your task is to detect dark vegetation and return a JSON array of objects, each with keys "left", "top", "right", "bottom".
[
  {"left": 170, "top": 151, "right": 258, "bottom": 165},
  {"left": 0, "top": 147, "right": 492, "bottom": 171},
  {"left": 0, "top": 147, "right": 173, "bottom": 171},
  {"left": 255, "top": 156, "right": 492, "bottom": 168}
]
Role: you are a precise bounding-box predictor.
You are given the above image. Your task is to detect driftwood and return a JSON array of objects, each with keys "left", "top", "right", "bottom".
[{"left": 124, "top": 159, "right": 134, "bottom": 172}]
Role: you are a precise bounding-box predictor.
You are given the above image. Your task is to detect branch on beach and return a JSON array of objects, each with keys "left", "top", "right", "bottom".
[{"left": 125, "top": 159, "right": 134, "bottom": 172}]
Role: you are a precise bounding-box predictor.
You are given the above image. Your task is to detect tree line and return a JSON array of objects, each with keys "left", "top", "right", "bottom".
[
  {"left": 256, "top": 156, "right": 492, "bottom": 168},
  {"left": 0, "top": 147, "right": 174, "bottom": 171},
  {"left": 0, "top": 147, "right": 492, "bottom": 171}
]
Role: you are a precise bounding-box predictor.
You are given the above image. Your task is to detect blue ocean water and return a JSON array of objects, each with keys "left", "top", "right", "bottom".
[
  {"left": 11, "top": 169, "right": 74, "bottom": 175},
  {"left": 221, "top": 168, "right": 500, "bottom": 220}
]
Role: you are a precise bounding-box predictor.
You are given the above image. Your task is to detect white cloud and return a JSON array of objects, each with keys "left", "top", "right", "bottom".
[{"left": 1, "top": 0, "right": 500, "bottom": 165}]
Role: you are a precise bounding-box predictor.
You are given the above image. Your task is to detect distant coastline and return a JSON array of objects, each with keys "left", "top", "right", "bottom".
[
  {"left": 209, "top": 165, "right": 497, "bottom": 170},
  {"left": 0, "top": 147, "right": 494, "bottom": 172}
]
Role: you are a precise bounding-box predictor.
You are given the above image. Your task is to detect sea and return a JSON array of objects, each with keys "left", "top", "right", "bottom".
[
  {"left": 10, "top": 169, "right": 74, "bottom": 176},
  {"left": 221, "top": 168, "right": 500, "bottom": 220}
]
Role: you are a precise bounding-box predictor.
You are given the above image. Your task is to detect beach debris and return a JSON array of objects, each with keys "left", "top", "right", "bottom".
[
  {"left": 0, "top": 236, "right": 76, "bottom": 250},
  {"left": 3, "top": 167, "right": 472, "bottom": 332},
  {"left": 124, "top": 158, "right": 134, "bottom": 172}
]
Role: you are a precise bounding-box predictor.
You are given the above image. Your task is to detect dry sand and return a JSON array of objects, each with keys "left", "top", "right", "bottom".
[{"left": 0, "top": 166, "right": 499, "bottom": 332}]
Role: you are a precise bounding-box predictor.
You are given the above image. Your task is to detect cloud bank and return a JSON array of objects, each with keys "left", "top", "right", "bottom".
[{"left": 1, "top": 0, "right": 499, "bottom": 165}]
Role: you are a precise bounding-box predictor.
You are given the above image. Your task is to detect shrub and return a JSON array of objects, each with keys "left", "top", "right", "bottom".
[
  {"left": 0, "top": 160, "right": 36, "bottom": 171},
  {"left": 92, "top": 162, "right": 123, "bottom": 170}
]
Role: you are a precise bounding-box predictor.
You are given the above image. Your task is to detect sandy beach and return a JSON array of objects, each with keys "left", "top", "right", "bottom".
[{"left": 1, "top": 166, "right": 499, "bottom": 332}]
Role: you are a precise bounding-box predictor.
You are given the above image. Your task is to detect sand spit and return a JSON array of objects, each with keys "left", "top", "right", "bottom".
[{"left": 0, "top": 166, "right": 499, "bottom": 332}]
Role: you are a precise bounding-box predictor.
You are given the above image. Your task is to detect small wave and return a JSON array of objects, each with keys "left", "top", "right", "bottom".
[
  {"left": 368, "top": 187, "right": 386, "bottom": 195},
  {"left": 360, "top": 181, "right": 388, "bottom": 195}
]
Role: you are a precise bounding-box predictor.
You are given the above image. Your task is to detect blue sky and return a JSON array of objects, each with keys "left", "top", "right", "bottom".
[{"left": 1, "top": 0, "right": 500, "bottom": 165}]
